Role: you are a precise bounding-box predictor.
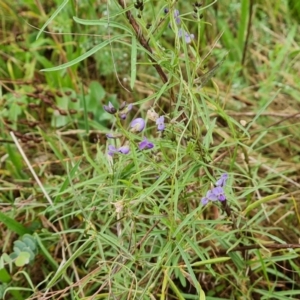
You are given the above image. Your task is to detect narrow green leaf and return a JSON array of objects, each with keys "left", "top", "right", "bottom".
[
  {"left": 41, "top": 34, "right": 129, "bottom": 72},
  {"left": 165, "top": 272, "right": 185, "bottom": 300},
  {"left": 243, "top": 193, "right": 283, "bottom": 216},
  {"left": 81, "top": 83, "right": 89, "bottom": 133},
  {"left": 238, "top": 0, "right": 249, "bottom": 53},
  {"left": 0, "top": 211, "right": 31, "bottom": 236},
  {"left": 46, "top": 238, "right": 92, "bottom": 288},
  {"left": 54, "top": 159, "right": 82, "bottom": 203},
  {"left": 36, "top": 0, "right": 69, "bottom": 40},
  {"left": 34, "top": 233, "right": 59, "bottom": 270},
  {"left": 190, "top": 257, "right": 231, "bottom": 267},
  {"left": 130, "top": 35, "right": 137, "bottom": 89},
  {"left": 73, "top": 17, "right": 133, "bottom": 34}
]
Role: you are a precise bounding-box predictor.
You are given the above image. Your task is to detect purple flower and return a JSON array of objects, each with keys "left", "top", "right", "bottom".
[
  {"left": 103, "top": 102, "right": 117, "bottom": 114},
  {"left": 174, "top": 9, "right": 181, "bottom": 24},
  {"left": 108, "top": 145, "right": 130, "bottom": 156},
  {"left": 201, "top": 196, "right": 209, "bottom": 205},
  {"left": 211, "top": 187, "right": 226, "bottom": 201},
  {"left": 119, "top": 103, "right": 133, "bottom": 120},
  {"left": 130, "top": 118, "right": 145, "bottom": 133},
  {"left": 103, "top": 102, "right": 133, "bottom": 119},
  {"left": 156, "top": 116, "right": 165, "bottom": 131},
  {"left": 201, "top": 173, "right": 229, "bottom": 205},
  {"left": 178, "top": 28, "right": 194, "bottom": 44},
  {"left": 108, "top": 145, "right": 118, "bottom": 156},
  {"left": 118, "top": 145, "right": 130, "bottom": 154},
  {"left": 201, "top": 186, "right": 226, "bottom": 205},
  {"left": 139, "top": 137, "right": 154, "bottom": 150},
  {"left": 216, "top": 173, "right": 228, "bottom": 187},
  {"left": 165, "top": 8, "right": 181, "bottom": 27}
]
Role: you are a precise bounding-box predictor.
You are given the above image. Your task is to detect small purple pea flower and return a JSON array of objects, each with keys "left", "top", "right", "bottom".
[
  {"left": 174, "top": 9, "right": 181, "bottom": 24},
  {"left": 139, "top": 137, "right": 154, "bottom": 150},
  {"left": 108, "top": 145, "right": 118, "bottom": 156},
  {"left": 156, "top": 116, "right": 165, "bottom": 131},
  {"left": 211, "top": 187, "right": 226, "bottom": 201},
  {"left": 201, "top": 196, "right": 209, "bottom": 205},
  {"left": 108, "top": 145, "right": 130, "bottom": 156},
  {"left": 119, "top": 103, "right": 133, "bottom": 120},
  {"left": 201, "top": 173, "right": 228, "bottom": 205},
  {"left": 178, "top": 28, "right": 195, "bottom": 44},
  {"left": 130, "top": 118, "right": 145, "bottom": 133},
  {"left": 118, "top": 145, "right": 130, "bottom": 154},
  {"left": 216, "top": 173, "right": 228, "bottom": 187},
  {"left": 201, "top": 187, "right": 226, "bottom": 205},
  {"left": 103, "top": 102, "right": 117, "bottom": 114},
  {"left": 165, "top": 8, "right": 181, "bottom": 27}
]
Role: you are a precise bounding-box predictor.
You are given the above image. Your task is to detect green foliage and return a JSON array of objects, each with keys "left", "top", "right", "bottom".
[
  {"left": 1, "top": 0, "right": 300, "bottom": 299},
  {"left": 0, "top": 234, "right": 38, "bottom": 268},
  {"left": 0, "top": 212, "right": 30, "bottom": 236},
  {"left": 0, "top": 235, "right": 37, "bottom": 299},
  {"left": 288, "top": 0, "right": 300, "bottom": 20}
]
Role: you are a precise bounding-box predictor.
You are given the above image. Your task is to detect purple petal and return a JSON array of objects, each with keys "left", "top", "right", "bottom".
[
  {"left": 139, "top": 137, "right": 154, "bottom": 150},
  {"left": 218, "top": 194, "right": 226, "bottom": 201},
  {"left": 118, "top": 145, "right": 130, "bottom": 154},
  {"left": 119, "top": 103, "right": 133, "bottom": 120},
  {"left": 185, "top": 33, "right": 194, "bottom": 44},
  {"left": 103, "top": 102, "right": 117, "bottom": 114},
  {"left": 178, "top": 28, "right": 183, "bottom": 38},
  {"left": 211, "top": 187, "right": 226, "bottom": 202},
  {"left": 206, "top": 189, "right": 218, "bottom": 201},
  {"left": 178, "top": 29, "right": 194, "bottom": 44},
  {"left": 108, "top": 145, "right": 117, "bottom": 156},
  {"left": 156, "top": 116, "right": 165, "bottom": 131},
  {"left": 119, "top": 113, "right": 127, "bottom": 120},
  {"left": 174, "top": 10, "right": 181, "bottom": 24},
  {"left": 130, "top": 118, "right": 145, "bottom": 132},
  {"left": 201, "top": 197, "right": 209, "bottom": 205},
  {"left": 216, "top": 173, "right": 228, "bottom": 187}
]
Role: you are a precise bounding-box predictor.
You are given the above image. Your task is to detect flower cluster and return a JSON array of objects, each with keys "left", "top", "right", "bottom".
[
  {"left": 201, "top": 173, "right": 228, "bottom": 205},
  {"left": 104, "top": 102, "right": 165, "bottom": 157},
  {"left": 164, "top": 8, "right": 194, "bottom": 44}
]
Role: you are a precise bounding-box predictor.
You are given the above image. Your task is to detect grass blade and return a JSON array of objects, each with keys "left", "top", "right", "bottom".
[
  {"left": 36, "top": 0, "right": 69, "bottom": 40},
  {"left": 130, "top": 35, "right": 137, "bottom": 89},
  {"left": 0, "top": 211, "right": 31, "bottom": 236},
  {"left": 41, "top": 34, "right": 129, "bottom": 72}
]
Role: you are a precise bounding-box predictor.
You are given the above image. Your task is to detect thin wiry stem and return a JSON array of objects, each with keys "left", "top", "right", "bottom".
[{"left": 241, "top": 0, "right": 254, "bottom": 66}]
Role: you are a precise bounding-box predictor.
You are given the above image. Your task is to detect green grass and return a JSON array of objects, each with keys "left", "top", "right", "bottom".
[{"left": 1, "top": 0, "right": 300, "bottom": 299}]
